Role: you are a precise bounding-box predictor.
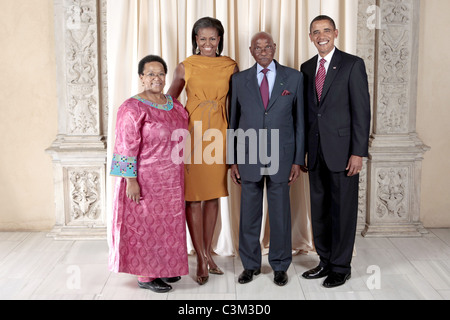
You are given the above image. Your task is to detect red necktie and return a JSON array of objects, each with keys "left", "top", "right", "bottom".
[
  {"left": 316, "top": 58, "right": 326, "bottom": 102},
  {"left": 260, "top": 68, "right": 270, "bottom": 109}
]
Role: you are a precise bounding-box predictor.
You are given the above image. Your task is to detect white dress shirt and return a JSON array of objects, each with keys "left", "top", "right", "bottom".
[
  {"left": 257, "top": 61, "right": 277, "bottom": 99},
  {"left": 315, "top": 47, "right": 336, "bottom": 75}
]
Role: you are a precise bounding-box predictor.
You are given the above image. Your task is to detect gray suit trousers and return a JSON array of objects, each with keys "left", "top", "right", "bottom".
[{"left": 239, "top": 176, "right": 292, "bottom": 272}]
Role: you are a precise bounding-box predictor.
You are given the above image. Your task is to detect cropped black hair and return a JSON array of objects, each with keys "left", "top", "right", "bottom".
[
  {"left": 138, "top": 55, "right": 168, "bottom": 75},
  {"left": 310, "top": 15, "right": 337, "bottom": 32}
]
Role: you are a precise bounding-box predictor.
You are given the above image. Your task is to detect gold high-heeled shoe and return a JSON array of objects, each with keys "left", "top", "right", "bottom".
[
  {"left": 197, "top": 275, "right": 209, "bottom": 285},
  {"left": 196, "top": 261, "right": 209, "bottom": 285},
  {"left": 208, "top": 265, "right": 224, "bottom": 275},
  {"left": 206, "top": 256, "right": 224, "bottom": 275}
]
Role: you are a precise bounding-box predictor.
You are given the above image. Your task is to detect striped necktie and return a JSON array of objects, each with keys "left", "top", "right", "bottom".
[{"left": 316, "top": 58, "right": 326, "bottom": 102}]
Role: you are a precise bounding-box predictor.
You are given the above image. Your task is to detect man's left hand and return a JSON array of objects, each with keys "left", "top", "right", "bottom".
[
  {"left": 289, "top": 165, "right": 301, "bottom": 186},
  {"left": 346, "top": 155, "right": 363, "bottom": 177}
]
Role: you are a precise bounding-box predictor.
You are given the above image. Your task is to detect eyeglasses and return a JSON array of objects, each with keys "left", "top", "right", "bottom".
[
  {"left": 143, "top": 72, "right": 166, "bottom": 78},
  {"left": 254, "top": 46, "right": 274, "bottom": 54}
]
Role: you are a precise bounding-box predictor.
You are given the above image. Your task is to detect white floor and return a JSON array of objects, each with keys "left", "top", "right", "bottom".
[{"left": 1, "top": 229, "right": 450, "bottom": 300}]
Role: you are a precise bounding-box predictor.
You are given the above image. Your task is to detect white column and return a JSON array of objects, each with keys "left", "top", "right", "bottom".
[
  {"left": 46, "top": 0, "right": 108, "bottom": 240},
  {"left": 359, "top": 0, "right": 429, "bottom": 237}
]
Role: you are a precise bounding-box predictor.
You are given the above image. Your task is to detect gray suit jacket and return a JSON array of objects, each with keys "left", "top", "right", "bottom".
[{"left": 228, "top": 60, "right": 305, "bottom": 183}]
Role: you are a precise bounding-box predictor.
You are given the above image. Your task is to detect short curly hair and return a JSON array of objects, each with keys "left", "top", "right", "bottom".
[{"left": 138, "top": 55, "right": 168, "bottom": 75}]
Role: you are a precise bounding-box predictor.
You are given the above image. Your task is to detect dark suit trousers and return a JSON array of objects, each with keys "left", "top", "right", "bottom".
[
  {"left": 309, "top": 146, "right": 359, "bottom": 274},
  {"left": 239, "top": 176, "right": 292, "bottom": 272}
]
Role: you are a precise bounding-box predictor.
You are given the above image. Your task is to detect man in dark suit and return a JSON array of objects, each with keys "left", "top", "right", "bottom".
[
  {"left": 228, "top": 32, "right": 305, "bottom": 286},
  {"left": 300, "top": 16, "right": 371, "bottom": 288}
]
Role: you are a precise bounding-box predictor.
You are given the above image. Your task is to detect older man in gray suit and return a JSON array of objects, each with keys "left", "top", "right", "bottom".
[{"left": 228, "top": 32, "right": 305, "bottom": 286}]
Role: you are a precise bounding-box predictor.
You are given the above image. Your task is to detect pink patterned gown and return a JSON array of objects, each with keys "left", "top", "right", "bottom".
[{"left": 109, "top": 95, "right": 189, "bottom": 279}]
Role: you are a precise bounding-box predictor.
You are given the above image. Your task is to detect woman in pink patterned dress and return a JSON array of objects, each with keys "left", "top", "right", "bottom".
[{"left": 109, "top": 55, "right": 189, "bottom": 293}]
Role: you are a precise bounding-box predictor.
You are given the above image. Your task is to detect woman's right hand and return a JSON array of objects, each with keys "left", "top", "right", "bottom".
[{"left": 126, "top": 178, "right": 141, "bottom": 204}]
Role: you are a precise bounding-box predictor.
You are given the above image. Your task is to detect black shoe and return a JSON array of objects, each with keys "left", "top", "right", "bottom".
[
  {"left": 322, "top": 272, "right": 351, "bottom": 288},
  {"left": 302, "top": 266, "right": 330, "bottom": 279},
  {"left": 238, "top": 269, "right": 261, "bottom": 284},
  {"left": 161, "top": 276, "right": 181, "bottom": 283},
  {"left": 274, "top": 271, "right": 288, "bottom": 286},
  {"left": 138, "top": 278, "right": 172, "bottom": 293}
]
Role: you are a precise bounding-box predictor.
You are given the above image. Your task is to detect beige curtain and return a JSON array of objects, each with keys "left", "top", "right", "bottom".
[{"left": 107, "top": 0, "right": 358, "bottom": 256}]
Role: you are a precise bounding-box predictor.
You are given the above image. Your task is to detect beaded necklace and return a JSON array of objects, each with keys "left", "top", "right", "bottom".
[{"left": 133, "top": 94, "right": 174, "bottom": 111}]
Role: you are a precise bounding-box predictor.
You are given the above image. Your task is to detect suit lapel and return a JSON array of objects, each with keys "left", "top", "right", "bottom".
[
  {"left": 308, "top": 56, "right": 319, "bottom": 106},
  {"left": 246, "top": 64, "right": 265, "bottom": 111},
  {"left": 319, "top": 49, "right": 342, "bottom": 106},
  {"left": 266, "top": 60, "right": 287, "bottom": 112}
]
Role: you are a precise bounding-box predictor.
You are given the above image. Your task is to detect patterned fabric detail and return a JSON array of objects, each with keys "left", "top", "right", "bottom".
[
  {"left": 109, "top": 97, "right": 189, "bottom": 278},
  {"left": 110, "top": 154, "right": 137, "bottom": 178},
  {"left": 132, "top": 94, "right": 174, "bottom": 111},
  {"left": 316, "top": 58, "right": 327, "bottom": 102}
]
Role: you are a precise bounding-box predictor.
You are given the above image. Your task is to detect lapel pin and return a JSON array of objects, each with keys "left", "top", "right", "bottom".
[{"left": 333, "top": 67, "right": 337, "bottom": 70}]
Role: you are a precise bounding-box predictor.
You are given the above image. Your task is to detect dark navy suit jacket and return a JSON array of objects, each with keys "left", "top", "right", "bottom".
[{"left": 300, "top": 48, "right": 371, "bottom": 172}]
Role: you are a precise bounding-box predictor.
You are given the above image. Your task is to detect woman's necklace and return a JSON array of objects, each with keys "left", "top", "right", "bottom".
[
  {"left": 143, "top": 92, "right": 167, "bottom": 105},
  {"left": 134, "top": 92, "right": 173, "bottom": 111}
]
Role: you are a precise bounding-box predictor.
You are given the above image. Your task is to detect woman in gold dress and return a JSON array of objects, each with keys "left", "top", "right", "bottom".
[{"left": 168, "top": 17, "right": 238, "bottom": 285}]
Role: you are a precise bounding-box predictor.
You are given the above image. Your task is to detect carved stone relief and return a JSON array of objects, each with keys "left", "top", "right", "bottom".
[
  {"left": 68, "top": 170, "right": 101, "bottom": 222},
  {"left": 64, "top": 0, "right": 101, "bottom": 135},
  {"left": 375, "top": 167, "right": 409, "bottom": 222},
  {"left": 376, "top": 0, "right": 412, "bottom": 134}
]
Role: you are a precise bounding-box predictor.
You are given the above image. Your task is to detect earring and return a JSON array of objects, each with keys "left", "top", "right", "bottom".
[{"left": 196, "top": 47, "right": 200, "bottom": 55}]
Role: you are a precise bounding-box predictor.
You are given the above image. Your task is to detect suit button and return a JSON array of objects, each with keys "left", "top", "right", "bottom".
[
  {"left": 265, "top": 112, "right": 268, "bottom": 115},
  {"left": 317, "top": 114, "right": 322, "bottom": 117}
]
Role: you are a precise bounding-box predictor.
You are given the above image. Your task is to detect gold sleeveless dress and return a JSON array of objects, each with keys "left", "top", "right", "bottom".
[{"left": 182, "top": 55, "right": 237, "bottom": 201}]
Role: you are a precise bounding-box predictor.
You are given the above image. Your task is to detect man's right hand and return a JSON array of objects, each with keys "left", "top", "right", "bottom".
[{"left": 230, "top": 164, "right": 241, "bottom": 186}]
